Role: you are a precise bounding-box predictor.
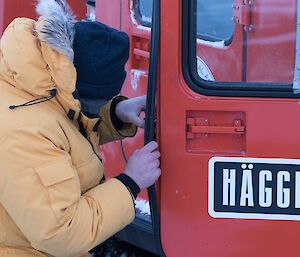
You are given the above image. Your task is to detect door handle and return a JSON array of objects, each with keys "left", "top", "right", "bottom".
[
  {"left": 187, "top": 118, "right": 245, "bottom": 138},
  {"left": 134, "top": 48, "right": 150, "bottom": 59},
  {"left": 188, "top": 125, "right": 245, "bottom": 134}
]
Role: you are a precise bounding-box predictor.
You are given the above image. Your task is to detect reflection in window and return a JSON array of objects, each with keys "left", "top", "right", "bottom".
[
  {"left": 193, "top": 0, "right": 296, "bottom": 85},
  {"left": 197, "top": 0, "right": 234, "bottom": 42},
  {"left": 135, "top": 0, "right": 233, "bottom": 41}
]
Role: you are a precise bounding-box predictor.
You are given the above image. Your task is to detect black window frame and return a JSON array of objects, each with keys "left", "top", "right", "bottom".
[{"left": 182, "top": 0, "right": 299, "bottom": 98}]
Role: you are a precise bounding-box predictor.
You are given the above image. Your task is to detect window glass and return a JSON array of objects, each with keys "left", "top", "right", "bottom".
[
  {"left": 197, "top": 0, "right": 233, "bottom": 41},
  {"left": 193, "top": 0, "right": 296, "bottom": 85},
  {"left": 136, "top": 0, "right": 153, "bottom": 25},
  {"left": 136, "top": 0, "right": 233, "bottom": 41},
  {"left": 86, "top": 0, "right": 95, "bottom": 7}
]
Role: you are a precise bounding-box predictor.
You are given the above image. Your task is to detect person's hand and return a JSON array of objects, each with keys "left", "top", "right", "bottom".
[
  {"left": 124, "top": 141, "right": 161, "bottom": 189},
  {"left": 115, "top": 96, "right": 146, "bottom": 128}
]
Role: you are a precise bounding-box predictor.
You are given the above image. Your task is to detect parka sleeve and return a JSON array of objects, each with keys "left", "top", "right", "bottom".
[
  {"left": 98, "top": 96, "right": 137, "bottom": 145},
  {"left": 0, "top": 126, "right": 135, "bottom": 257}
]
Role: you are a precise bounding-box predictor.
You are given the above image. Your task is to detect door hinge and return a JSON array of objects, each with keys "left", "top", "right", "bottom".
[{"left": 233, "top": 0, "right": 254, "bottom": 32}]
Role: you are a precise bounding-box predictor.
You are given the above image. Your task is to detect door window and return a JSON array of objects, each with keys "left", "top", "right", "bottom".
[
  {"left": 136, "top": 0, "right": 234, "bottom": 42},
  {"left": 183, "top": 0, "right": 297, "bottom": 96}
]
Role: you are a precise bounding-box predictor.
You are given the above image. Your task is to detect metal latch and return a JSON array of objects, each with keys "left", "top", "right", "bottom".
[
  {"left": 134, "top": 40, "right": 150, "bottom": 61},
  {"left": 186, "top": 118, "right": 245, "bottom": 139},
  {"left": 233, "top": 0, "right": 254, "bottom": 32}
]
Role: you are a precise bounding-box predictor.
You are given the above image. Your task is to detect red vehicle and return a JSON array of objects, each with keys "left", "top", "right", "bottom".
[
  {"left": 0, "top": 0, "right": 86, "bottom": 33},
  {"left": 2, "top": 0, "right": 300, "bottom": 257}
]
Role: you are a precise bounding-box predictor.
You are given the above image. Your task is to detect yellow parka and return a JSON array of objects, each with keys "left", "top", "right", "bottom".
[{"left": 0, "top": 7, "right": 137, "bottom": 257}]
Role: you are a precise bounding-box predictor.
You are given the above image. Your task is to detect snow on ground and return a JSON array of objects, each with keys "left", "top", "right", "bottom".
[{"left": 135, "top": 199, "right": 151, "bottom": 216}]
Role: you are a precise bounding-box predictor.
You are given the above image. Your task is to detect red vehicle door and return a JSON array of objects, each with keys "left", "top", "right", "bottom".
[{"left": 159, "top": 0, "right": 300, "bottom": 257}]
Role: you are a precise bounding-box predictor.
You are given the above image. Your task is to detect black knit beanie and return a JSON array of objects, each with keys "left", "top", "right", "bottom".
[{"left": 73, "top": 21, "right": 130, "bottom": 100}]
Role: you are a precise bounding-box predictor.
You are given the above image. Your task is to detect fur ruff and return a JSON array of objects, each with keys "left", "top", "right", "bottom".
[{"left": 35, "top": 0, "right": 77, "bottom": 61}]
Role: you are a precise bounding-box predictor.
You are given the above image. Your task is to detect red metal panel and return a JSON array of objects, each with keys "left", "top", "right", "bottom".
[
  {"left": 69, "top": 0, "right": 86, "bottom": 20},
  {"left": 160, "top": 1, "right": 300, "bottom": 257},
  {"left": 0, "top": 0, "right": 4, "bottom": 35},
  {"left": 0, "top": 0, "right": 86, "bottom": 35},
  {"left": 0, "top": 0, "right": 36, "bottom": 35},
  {"left": 96, "top": 0, "right": 120, "bottom": 29}
]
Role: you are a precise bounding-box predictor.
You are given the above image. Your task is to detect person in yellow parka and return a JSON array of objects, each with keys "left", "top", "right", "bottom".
[{"left": 0, "top": 0, "right": 161, "bottom": 256}]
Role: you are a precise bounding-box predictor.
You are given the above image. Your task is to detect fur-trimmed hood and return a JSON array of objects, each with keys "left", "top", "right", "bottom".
[
  {"left": 35, "top": 0, "right": 76, "bottom": 61},
  {"left": 0, "top": 0, "right": 80, "bottom": 113}
]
